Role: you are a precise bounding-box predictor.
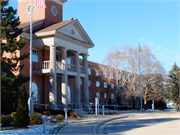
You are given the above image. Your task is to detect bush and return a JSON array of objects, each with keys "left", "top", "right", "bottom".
[
  {"left": 29, "top": 113, "right": 42, "bottom": 125},
  {"left": 43, "top": 111, "right": 51, "bottom": 116},
  {"left": 70, "top": 112, "right": 78, "bottom": 118},
  {"left": 11, "top": 112, "right": 16, "bottom": 117},
  {"left": 14, "top": 86, "right": 30, "bottom": 127},
  {"left": 1, "top": 115, "right": 14, "bottom": 127},
  {"left": 56, "top": 114, "right": 64, "bottom": 122}
]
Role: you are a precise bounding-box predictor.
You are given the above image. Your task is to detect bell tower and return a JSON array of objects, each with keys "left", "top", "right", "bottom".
[{"left": 18, "top": 0, "right": 67, "bottom": 26}]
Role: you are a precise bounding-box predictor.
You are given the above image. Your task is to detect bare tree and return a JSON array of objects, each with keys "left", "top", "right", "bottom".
[
  {"left": 98, "top": 45, "right": 165, "bottom": 109},
  {"left": 133, "top": 46, "right": 165, "bottom": 109},
  {"left": 98, "top": 45, "right": 140, "bottom": 104}
]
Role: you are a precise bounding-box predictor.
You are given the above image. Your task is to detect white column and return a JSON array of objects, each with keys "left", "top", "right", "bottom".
[
  {"left": 82, "top": 54, "right": 89, "bottom": 107},
  {"left": 49, "top": 45, "right": 57, "bottom": 109},
  {"left": 61, "top": 48, "right": 68, "bottom": 107},
  {"left": 74, "top": 52, "right": 80, "bottom": 108}
]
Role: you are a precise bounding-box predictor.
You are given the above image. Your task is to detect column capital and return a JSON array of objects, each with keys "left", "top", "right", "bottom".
[
  {"left": 73, "top": 51, "right": 79, "bottom": 55},
  {"left": 61, "top": 47, "right": 68, "bottom": 51},
  {"left": 81, "top": 53, "right": 89, "bottom": 57},
  {"left": 49, "top": 45, "right": 56, "bottom": 48}
]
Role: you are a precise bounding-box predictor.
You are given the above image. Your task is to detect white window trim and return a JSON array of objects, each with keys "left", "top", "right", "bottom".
[
  {"left": 96, "top": 70, "right": 99, "bottom": 76},
  {"left": 32, "top": 81, "right": 39, "bottom": 104},
  {"left": 88, "top": 68, "right": 91, "bottom": 75},
  {"left": 96, "top": 81, "right": 100, "bottom": 87},
  {"left": 88, "top": 80, "right": 92, "bottom": 86},
  {"left": 104, "top": 93, "right": 107, "bottom": 99},
  {"left": 111, "top": 93, "right": 114, "bottom": 99},
  {"left": 29, "top": 48, "right": 39, "bottom": 62},
  {"left": 104, "top": 82, "right": 107, "bottom": 88},
  {"left": 104, "top": 72, "right": 107, "bottom": 77},
  {"left": 111, "top": 83, "right": 114, "bottom": 89}
]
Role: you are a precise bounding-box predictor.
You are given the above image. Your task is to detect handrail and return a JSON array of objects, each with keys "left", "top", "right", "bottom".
[
  {"left": 67, "top": 64, "right": 76, "bottom": 72},
  {"left": 80, "top": 66, "right": 84, "bottom": 73},
  {"left": 34, "top": 61, "right": 49, "bottom": 70},
  {"left": 56, "top": 61, "right": 65, "bottom": 70}
]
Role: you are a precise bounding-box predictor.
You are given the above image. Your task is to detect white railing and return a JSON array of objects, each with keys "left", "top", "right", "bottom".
[
  {"left": 34, "top": 61, "right": 83, "bottom": 73},
  {"left": 67, "top": 64, "right": 76, "bottom": 72},
  {"left": 80, "top": 66, "right": 84, "bottom": 73},
  {"left": 34, "top": 61, "right": 50, "bottom": 70},
  {"left": 56, "top": 61, "right": 65, "bottom": 70}
]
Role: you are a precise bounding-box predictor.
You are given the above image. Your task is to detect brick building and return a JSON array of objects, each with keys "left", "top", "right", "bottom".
[{"left": 4, "top": 0, "right": 132, "bottom": 112}]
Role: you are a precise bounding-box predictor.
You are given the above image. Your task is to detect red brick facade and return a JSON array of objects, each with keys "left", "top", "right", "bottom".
[{"left": 6, "top": 0, "right": 131, "bottom": 110}]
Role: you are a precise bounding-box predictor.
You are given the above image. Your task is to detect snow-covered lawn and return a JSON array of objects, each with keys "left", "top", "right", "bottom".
[
  {"left": 0, "top": 120, "right": 77, "bottom": 134},
  {"left": 0, "top": 115, "right": 98, "bottom": 134}
]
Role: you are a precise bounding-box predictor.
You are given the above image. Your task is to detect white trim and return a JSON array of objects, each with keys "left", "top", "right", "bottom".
[
  {"left": 32, "top": 81, "right": 40, "bottom": 104},
  {"left": 51, "top": 6, "right": 57, "bottom": 16}
]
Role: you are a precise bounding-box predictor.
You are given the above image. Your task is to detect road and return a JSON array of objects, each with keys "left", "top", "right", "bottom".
[{"left": 59, "top": 111, "right": 180, "bottom": 135}]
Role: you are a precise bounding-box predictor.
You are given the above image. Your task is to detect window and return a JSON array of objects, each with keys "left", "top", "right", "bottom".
[
  {"left": 32, "top": 82, "right": 39, "bottom": 104},
  {"left": 104, "top": 82, "right": 107, "bottom": 88},
  {"left": 70, "top": 30, "right": 74, "bottom": 34},
  {"left": 67, "top": 85, "right": 72, "bottom": 104},
  {"left": 123, "top": 76, "right": 126, "bottom": 80},
  {"left": 88, "top": 68, "right": 91, "bottom": 75},
  {"left": 104, "top": 93, "right": 107, "bottom": 99},
  {"left": 123, "top": 86, "right": 126, "bottom": 90},
  {"left": 123, "top": 94, "right": 126, "bottom": 99},
  {"left": 128, "top": 77, "right": 130, "bottom": 82},
  {"left": 32, "top": 49, "right": 39, "bottom": 62},
  {"left": 111, "top": 83, "right": 114, "bottom": 89},
  {"left": 89, "top": 92, "right": 92, "bottom": 98},
  {"left": 51, "top": 6, "right": 57, "bottom": 16},
  {"left": 96, "top": 81, "right": 100, "bottom": 87},
  {"left": 56, "top": 54, "right": 59, "bottom": 61},
  {"left": 133, "top": 87, "right": 135, "bottom": 90},
  {"left": 96, "top": 70, "right": 99, "bottom": 76},
  {"left": 80, "top": 79, "right": 82, "bottom": 86},
  {"left": 111, "top": 93, "right": 114, "bottom": 99},
  {"left": 67, "top": 58, "right": 71, "bottom": 69},
  {"left": 88, "top": 80, "right": 92, "bottom": 86},
  {"left": 104, "top": 72, "right": 107, "bottom": 77}
]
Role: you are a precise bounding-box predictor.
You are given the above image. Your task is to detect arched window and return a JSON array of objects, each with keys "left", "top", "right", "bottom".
[
  {"left": 67, "top": 85, "right": 72, "bottom": 104},
  {"left": 32, "top": 82, "right": 39, "bottom": 104}
]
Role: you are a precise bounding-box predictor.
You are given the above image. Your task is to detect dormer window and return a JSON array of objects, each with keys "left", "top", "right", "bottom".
[{"left": 70, "top": 30, "right": 74, "bottom": 34}]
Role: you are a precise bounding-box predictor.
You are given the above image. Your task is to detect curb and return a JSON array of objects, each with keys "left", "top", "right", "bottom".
[{"left": 92, "top": 115, "right": 129, "bottom": 135}]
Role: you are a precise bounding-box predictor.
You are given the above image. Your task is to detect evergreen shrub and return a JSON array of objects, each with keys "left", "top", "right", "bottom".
[{"left": 14, "top": 86, "right": 29, "bottom": 127}]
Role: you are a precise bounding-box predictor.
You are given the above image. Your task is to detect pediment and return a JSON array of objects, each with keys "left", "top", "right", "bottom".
[{"left": 56, "top": 20, "right": 94, "bottom": 47}]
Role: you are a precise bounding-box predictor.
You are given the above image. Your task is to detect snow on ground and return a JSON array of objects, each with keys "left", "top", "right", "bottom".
[{"left": 0, "top": 120, "right": 77, "bottom": 134}]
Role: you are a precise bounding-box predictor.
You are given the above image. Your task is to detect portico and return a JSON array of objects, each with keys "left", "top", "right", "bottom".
[{"left": 31, "top": 19, "right": 94, "bottom": 109}]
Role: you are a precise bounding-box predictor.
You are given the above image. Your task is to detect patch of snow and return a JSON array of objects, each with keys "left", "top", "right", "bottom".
[{"left": 0, "top": 122, "right": 65, "bottom": 134}]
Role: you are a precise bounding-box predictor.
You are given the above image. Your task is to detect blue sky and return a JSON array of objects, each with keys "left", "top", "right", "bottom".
[{"left": 9, "top": 0, "right": 179, "bottom": 73}]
